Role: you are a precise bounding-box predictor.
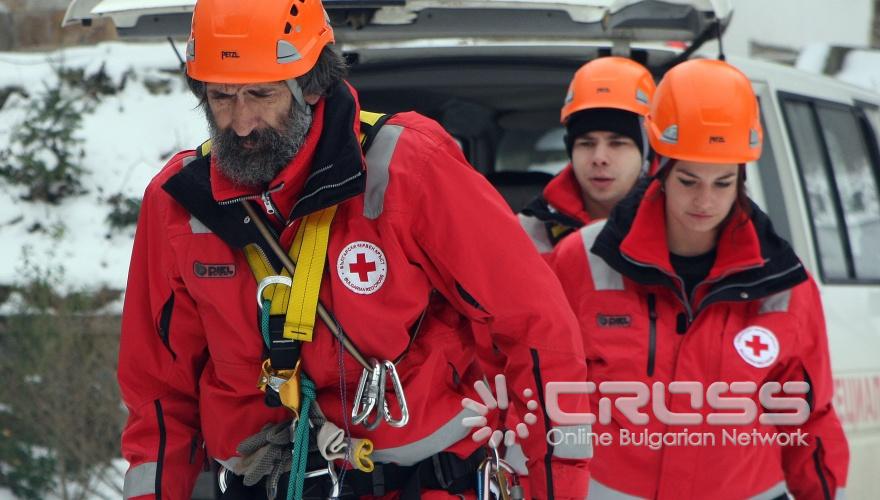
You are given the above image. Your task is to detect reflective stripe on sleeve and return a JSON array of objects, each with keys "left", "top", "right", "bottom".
[
  {"left": 363, "top": 124, "right": 404, "bottom": 220},
  {"left": 588, "top": 478, "right": 645, "bottom": 499},
  {"left": 759, "top": 290, "right": 791, "bottom": 314},
  {"left": 518, "top": 213, "right": 554, "bottom": 253},
  {"left": 549, "top": 424, "right": 593, "bottom": 459},
  {"left": 749, "top": 480, "right": 788, "bottom": 500},
  {"left": 371, "top": 407, "right": 478, "bottom": 466},
  {"left": 123, "top": 462, "right": 157, "bottom": 499},
  {"left": 580, "top": 221, "right": 623, "bottom": 291},
  {"left": 503, "top": 442, "right": 529, "bottom": 475}
]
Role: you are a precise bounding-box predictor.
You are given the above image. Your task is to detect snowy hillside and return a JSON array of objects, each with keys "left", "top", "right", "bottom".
[{"left": 0, "top": 41, "right": 206, "bottom": 302}]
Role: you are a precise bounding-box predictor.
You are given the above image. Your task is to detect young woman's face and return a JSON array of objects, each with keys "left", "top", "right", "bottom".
[{"left": 664, "top": 161, "right": 739, "bottom": 240}]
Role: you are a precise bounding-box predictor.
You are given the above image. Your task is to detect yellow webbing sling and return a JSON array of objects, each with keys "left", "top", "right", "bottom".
[
  {"left": 243, "top": 205, "right": 336, "bottom": 343},
  {"left": 204, "top": 110, "right": 387, "bottom": 346},
  {"left": 243, "top": 109, "right": 387, "bottom": 341}
]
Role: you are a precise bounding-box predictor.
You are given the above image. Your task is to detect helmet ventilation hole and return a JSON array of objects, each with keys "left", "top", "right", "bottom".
[
  {"left": 284, "top": 22, "right": 292, "bottom": 34},
  {"left": 290, "top": 4, "right": 298, "bottom": 16}
]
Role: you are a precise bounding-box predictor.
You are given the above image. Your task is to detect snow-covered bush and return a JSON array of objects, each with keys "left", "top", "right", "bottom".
[{"left": 0, "top": 251, "right": 124, "bottom": 499}]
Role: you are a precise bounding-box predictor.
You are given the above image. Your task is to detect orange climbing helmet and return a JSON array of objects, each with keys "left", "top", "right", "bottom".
[
  {"left": 185, "top": 0, "right": 335, "bottom": 84},
  {"left": 645, "top": 59, "right": 763, "bottom": 164},
  {"left": 560, "top": 56, "right": 656, "bottom": 124}
]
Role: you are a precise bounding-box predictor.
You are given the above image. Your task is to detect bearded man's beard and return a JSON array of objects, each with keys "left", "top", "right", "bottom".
[{"left": 207, "top": 100, "right": 313, "bottom": 188}]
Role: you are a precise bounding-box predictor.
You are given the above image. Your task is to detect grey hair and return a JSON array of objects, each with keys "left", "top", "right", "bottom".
[
  {"left": 297, "top": 45, "right": 348, "bottom": 96},
  {"left": 185, "top": 45, "right": 348, "bottom": 105}
]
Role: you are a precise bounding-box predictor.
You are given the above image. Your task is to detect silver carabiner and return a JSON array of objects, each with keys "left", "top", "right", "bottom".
[
  {"left": 382, "top": 360, "right": 410, "bottom": 428},
  {"left": 351, "top": 359, "right": 383, "bottom": 428},
  {"left": 327, "top": 462, "right": 342, "bottom": 500}
]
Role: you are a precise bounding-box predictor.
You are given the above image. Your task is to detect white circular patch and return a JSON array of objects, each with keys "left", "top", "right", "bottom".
[
  {"left": 733, "top": 326, "right": 780, "bottom": 368},
  {"left": 336, "top": 241, "right": 387, "bottom": 295}
]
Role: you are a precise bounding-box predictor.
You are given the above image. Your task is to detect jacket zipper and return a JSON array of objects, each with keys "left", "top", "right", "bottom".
[
  {"left": 646, "top": 293, "right": 657, "bottom": 377},
  {"left": 217, "top": 182, "right": 285, "bottom": 207},
  {"left": 260, "top": 190, "right": 286, "bottom": 226},
  {"left": 621, "top": 253, "right": 693, "bottom": 321}
]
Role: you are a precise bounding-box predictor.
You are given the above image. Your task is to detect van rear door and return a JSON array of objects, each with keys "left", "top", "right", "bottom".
[{"left": 63, "top": 0, "right": 732, "bottom": 44}]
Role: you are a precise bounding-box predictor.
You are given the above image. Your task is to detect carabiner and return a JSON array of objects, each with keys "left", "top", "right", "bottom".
[
  {"left": 351, "top": 359, "right": 385, "bottom": 430},
  {"left": 327, "top": 462, "right": 342, "bottom": 500},
  {"left": 381, "top": 360, "right": 410, "bottom": 428}
]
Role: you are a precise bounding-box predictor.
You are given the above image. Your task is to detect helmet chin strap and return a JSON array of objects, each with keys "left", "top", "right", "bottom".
[
  {"left": 638, "top": 116, "right": 650, "bottom": 176},
  {"left": 286, "top": 78, "right": 308, "bottom": 109}
]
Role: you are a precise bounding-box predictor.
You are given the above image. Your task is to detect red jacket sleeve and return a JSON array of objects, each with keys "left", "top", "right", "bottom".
[
  {"left": 118, "top": 166, "right": 209, "bottom": 499},
  {"left": 401, "top": 123, "right": 591, "bottom": 499},
  {"left": 772, "top": 277, "right": 849, "bottom": 500}
]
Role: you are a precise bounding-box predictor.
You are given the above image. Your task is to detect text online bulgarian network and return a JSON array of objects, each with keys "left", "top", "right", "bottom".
[{"left": 540, "top": 380, "right": 813, "bottom": 450}]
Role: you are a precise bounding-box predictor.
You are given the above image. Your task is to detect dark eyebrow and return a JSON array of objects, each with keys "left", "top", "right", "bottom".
[
  {"left": 208, "top": 89, "right": 234, "bottom": 98},
  {"left": 676, "top": 168, "right": 700, "bottom": 179},
  {"left": 677, "top": 168, "right": 737, "bottom": 182}
]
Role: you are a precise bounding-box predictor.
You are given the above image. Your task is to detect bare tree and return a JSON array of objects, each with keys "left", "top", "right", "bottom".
[{"left": 0, "top": 272, "right": 124, "bottom": 499}]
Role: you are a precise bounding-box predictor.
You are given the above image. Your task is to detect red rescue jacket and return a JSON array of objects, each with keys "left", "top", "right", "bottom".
[
  {"left": 519, "top": 165, "right": 593, "bottom": 252},
  {"left": 548, "top": 180, "right": 848, "bottom": 500},
  {"left": 118, "top": 82, "right": 590, "bottom": 499}
]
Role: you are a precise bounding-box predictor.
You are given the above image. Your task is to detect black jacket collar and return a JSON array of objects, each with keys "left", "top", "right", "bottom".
[
  {"left": 161, "top": 81, "right": 367, "bottom": 264},
  {"left": 592, "top": 178, "right": 807, "bottom": 313}
]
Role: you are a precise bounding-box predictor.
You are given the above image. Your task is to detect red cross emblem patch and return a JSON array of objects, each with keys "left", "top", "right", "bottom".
[
  {"left": 733, "top": 326, "right": 780, "bottom": 368},
  {"left": 337, "top": 241, "right": 388, "bottom": 295}
]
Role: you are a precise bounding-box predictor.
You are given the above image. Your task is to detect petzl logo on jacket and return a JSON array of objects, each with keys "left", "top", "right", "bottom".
[
  {"left": 596, "top": 314, "right": 632, "bottom": 328},
  {"left": 193, "top": 262, "right": 236, "bottom": 278}
]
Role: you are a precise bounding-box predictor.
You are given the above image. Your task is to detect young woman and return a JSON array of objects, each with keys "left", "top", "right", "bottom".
[{"left": 549, "top": 59, "right": 849, "bottom": 499}]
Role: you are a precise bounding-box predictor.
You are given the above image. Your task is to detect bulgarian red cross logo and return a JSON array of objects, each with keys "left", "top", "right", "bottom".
[
  {"left": 733, "top": 326, "right": 779, "bottom": 368},
  {"left": 337, "top": 241, "right": 388, "bottom": 295},
  {"left": 349, "top": 253, "right": 377, "bottom": 283},
  {"left": 745, "top": 335, "right": 769, "bottom": 357}
]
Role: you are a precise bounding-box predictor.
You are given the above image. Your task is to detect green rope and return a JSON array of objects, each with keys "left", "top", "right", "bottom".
[
  {"left": 289, "top": 374, "right": 316, "bottom": 500},
  {"left": 260, "top": 298, "right": 272, "bottom": 347},
  {"left": 260, "top": 297, "right": 318, "bottom": 500}
]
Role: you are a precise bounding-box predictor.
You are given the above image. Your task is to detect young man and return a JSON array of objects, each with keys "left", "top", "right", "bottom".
[
  {"left": 117, "top": 1, "right": 590, "bottom": 498},
  {"left": 519, "top": 57, "right": 656, "bottom": 251}
]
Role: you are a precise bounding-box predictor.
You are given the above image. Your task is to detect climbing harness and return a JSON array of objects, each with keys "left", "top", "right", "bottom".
[
  {"left": 243, "top": 201, "right": 411, "bottom": 430},
  {"left": 240, "top": 109, "right": 412, "bottom": 431}
]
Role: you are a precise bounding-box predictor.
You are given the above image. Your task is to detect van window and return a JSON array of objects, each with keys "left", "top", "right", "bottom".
[
  {"left": 781, "top": 99, "right": 849, "bottom": 280},
  {"left": 754, "top": 99, "right": 792, "bottom": 243},
  {"left": 815, "top": 105, "right": 880, "bottom": 280},
  {"left": 497, "top": 126, "right": 568, "bottom": 175}
]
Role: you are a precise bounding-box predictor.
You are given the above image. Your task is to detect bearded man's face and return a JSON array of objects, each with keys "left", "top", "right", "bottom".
[{"left": 205, "top": 82, "right": 312, "bottom": 187}]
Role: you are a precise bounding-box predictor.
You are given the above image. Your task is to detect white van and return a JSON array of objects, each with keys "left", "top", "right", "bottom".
[{"left": 63, "top": 1, "right": 880, "bottom": 498}]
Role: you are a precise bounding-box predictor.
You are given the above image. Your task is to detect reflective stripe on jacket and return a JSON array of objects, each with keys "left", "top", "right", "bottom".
[{"left": 519, "top": 164, "right": 592, "bottom": 252}]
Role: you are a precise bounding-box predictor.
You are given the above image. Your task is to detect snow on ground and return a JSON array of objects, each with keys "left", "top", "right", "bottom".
[{"left": 0, "top": 41, "right": 206, "bottom": 300}]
